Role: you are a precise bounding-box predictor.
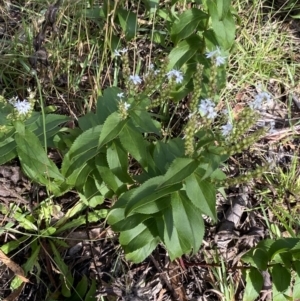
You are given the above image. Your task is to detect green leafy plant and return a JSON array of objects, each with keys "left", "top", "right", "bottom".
[
  {"left": 1, "top": 0, "right": 271, "bottom": 265},
  {"left": 241, "top": 238, "right": 300, "bottom": 301}
]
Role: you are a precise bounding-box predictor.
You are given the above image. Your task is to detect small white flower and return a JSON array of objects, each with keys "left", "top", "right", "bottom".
[
  {"left": 206, "top": 106, "right": 218, "bottom": 119},
  {"left": 114, "top": 49, "right": 121, "bottom": 56},
  {"left": 249, "top": 91, "right": 272, "bottom": 111},
  {"left": 119, "top": 100, "right": 130, "bottom": 111},
  {"left": 166, "top": 69, "right": 183, "bottom": 84},
  {"left": 206, "top": 47, "right": 227, "bottom": 66},
  {"left": 198, "top": 98, "right": 217, "bottom": 120},
  {"left": 117, "top": 92, "right": 124, "bottom": 98},
  {"left": 8, "top": 96, "right": 17, "bottom": 104},
  {"left": 249, "top": 97, "right": 263, "bottom": 110},
  {"left": 215, "top": 55, "right": 227, "bottom": 66},
  {"left": 14, "top": 99, "right": 31, "bottom": 115},
  {"left": 124, "top": 102, "right": 130, "bottom": 110},
  {"left": 205, "top": 47, "right": 220, "bottom": 58},
  {"left": 129, "top": 75, "right": 142, "bottom": 85},
  {"left": 119, "top": 48, "right": 128, "bottom": 54},
  {"left": 221, "top": 122, "right": 233, "bottom": 137}
]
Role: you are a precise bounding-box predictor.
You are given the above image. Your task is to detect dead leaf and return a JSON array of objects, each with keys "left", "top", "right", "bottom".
[{"left": 0, "top": 250, "right": 29, "bottom": 283}]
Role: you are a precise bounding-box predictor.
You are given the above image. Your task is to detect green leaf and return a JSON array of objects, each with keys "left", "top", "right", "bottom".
[
  {"left": 96, "top": 87, "right": 120, "bottom": 124},
  {"left": 95, "top": 153, "right": 125, "bottom": 193},
  {"left": 0, "top": 136, "right": 17, "bottom": 165},
  {"left": 243, "top": 268, "right": 263, "bottom": 301},
  {"left": 185, "top": 173, "right": 216, "bottom": 221},
  {"left": 158, "top": 158, "right": 199, "bottom": 188},
  {"left": 242, "top": 248, "right": 269, "bottom": 270},
  {"left": 72, "top": 275, "right": 88, "bottom": 301},
  {"left": 84, "top": 279, "right": 97, "bottom": 301},
  {"left": 269, "top": 238, "right": 299, "bottom": 261},
  {"left": 119, "top": 221, "right": 158, "bottom": 253},
  {"left": 293, "top": 261, "right": 300, "bottom": 299},
  {"left": 120, "top": 121, "right": 155, "bottom": 172},
  {"left": 170, "top": 191, "right": 204, "bottom": 258},
  {"left": 125, "top": 236, "right": 160, "bottom": 263},
  {"left": 15, "top": 129, "right": 64, "bottom": 182},
  {"left": 171, "top": 8, "right": 208, "bottom": 44},
  {"left": 125, "top": 175, "right": 182, "bottom": 216},
  {"left": 117, "top": 9, "right": 137, "bottom": 41},
  {"left": 67, "top": 125, "right": 102, "bottom": 161},
  {"left": 168, "top": 34, "right": 204, "bottom": 70},
  {"left": 271, "top": 264, "right": 291, "bottom": 293},
  {"left": 153, "top": 138, "right": 185, "bottom": 174},
  {"left": 207, "top": 2, "right": 235, "bottom": 50},
  {"left": 106, "top": 140, "right": 133, "bottom": 183},
  {"left": 110, "top": 211, "right": 152, "bottom": 232},
  {"left": 23, "top": 244, "right": 41, "bottom": 274},
  {"left": 99, "top": 112, "right": 127, "bottom": 148},
  {"left": 130, "top": 110, "right": 161, "bottom": 135},
  {"left": 156, "top": 209, "right": 184, "bottom": 260},
  {"left": 50, "top": 241, "right": 74, "bottom": 297},
  {"left": 27, "top": 114, "right": 71, "bottom": 147},
  {"left": 78, "top": 112, "right": 100, "bottom": 131}
]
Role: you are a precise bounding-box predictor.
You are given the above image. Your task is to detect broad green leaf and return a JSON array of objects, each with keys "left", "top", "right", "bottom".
[
  {"left": 117, "top": 9, "right": 137, "bottom": 41},
  {"left": 273, "top": 251, "right": 292, "bottom": 269},
  {"left": 95, "top": 153, "right": 125, "bottom": 193},
  {"left": 110, "top": 212, "right": 152, "bottom": 232},
  {"left": 293, "top": 261, "right": 300, "bottom": 299},
  {"left": 273, "top": 289, "right": 290, "bottom": 301},
  {"left": 171, "top": 191, "right": 204, "bottom": 258},
  {"left": 78, "top": 112, "right": 100, "bottom": 131},
  {"left": 67, "top": 125, "right": 102, "bottom": 161},
  {"left": 125, "top": 237, "right": 160, "bottom": 263},
  {"left": 96, "top": 87, "right": 120, "bottom": 124},
  {"left": 168, "top": 34, "right": 204, "bottom": 70},
  {"left": 119, "top": 221, "right": 158, "bottom": 253},
  {"left": 124, "top": 175, "right": 182, "bottom": 216},
  {"left": 215, "top": 0, "right": 231, "bottom": 19},
  {"left": 27, "top": 114, "right": 71, "bottom": 146},
  {"left": 271, "top": 264, "right": 291, "bottom": 293},
  {"left": 120, "top": 121, "right": 155, "bottom": 172},
  {"left": 269, "top": 238, "right": 299, "bottom": 261},
  {"left": 15, "top": 129, "right": 64, "bottom": 182},
  {"left": 171, "top": 8, "right": 208, "bottom": 44},
  {"left": 185, "top": 174, "right": 216, "bottom": 221},
  {"left": 84, "top": 279, "right": 97, "bottom": 301},
  {"left": 106, "top": 140, "right": 133, "bottom": 183},
  {"left": 243, "top": 268, "right": 263, "bottom": 301},
  {"left": 83, "top": 177, "right": 103, "bottom": 204},
  {"left": 156, "top": 210, "right": 183, "bottom": 260},
  {"left": 130, "top": 110, "right": 161, "bottom": 135},
  {"left": 98, "top": 112, "right": 127, "bottom": 148},
  {"left": 158, "top": 158, "right": 199, "bottom": 188},
  {"left": 72, "top": 275, "right": 88, "bottom": 301},
  {"left": 153, "top": 138, "right": 185, "bottom": 174},
  {"left": 241, "top": 248, "right": 269, "bottom": 270},
  {"left": 208, "top": 3, "right": 235, "bottom": 50},
  {"left": 0, "top": 138, "right": 17, "bottom": 164}
]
